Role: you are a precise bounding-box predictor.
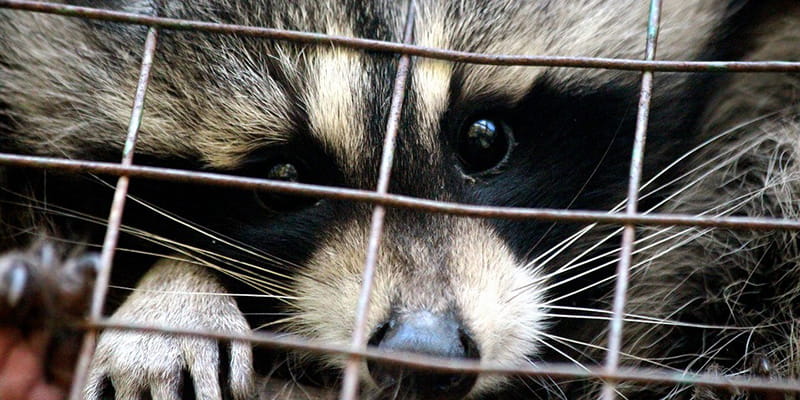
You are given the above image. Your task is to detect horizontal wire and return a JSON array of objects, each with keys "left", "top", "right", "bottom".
[
  {"left": 2, "top": 152, "right": 800, "bottom": 231},
  {"left": 1, "top": 0, "right": 799, "bottom": 72},
  {"left": 84, "top": 319, "right": 800, "bottom": 393}
]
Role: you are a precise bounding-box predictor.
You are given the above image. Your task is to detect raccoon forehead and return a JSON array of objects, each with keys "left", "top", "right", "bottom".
[
  {"left": 239, "top": 0, "right": 731, "bottom": 170},
  {"left": 1, "top": 0, "right": 730, "bottom": 171}
]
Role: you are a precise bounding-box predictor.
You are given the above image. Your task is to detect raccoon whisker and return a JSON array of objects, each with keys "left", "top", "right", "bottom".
[
  {"left": 161, "top": 242, "right": 303, "bottom": 294},
  {"left": 175, "top": 240, "right": 301, "bottom": 282},
  {"left": 528, "top": 332, "right": 592, "bottom": 374},
  {"left": 124, "top": 191, "right": 306, "bottom": 270},
  {"left": 543, "top": 304, "right": 788, "bottom": 331},
  {"left": 640, "top": 139, "right": 767, "bottom": 213},
  {"left": 525, "top": 137, "right": 723, "bottom": 270},
  {"left": 242, "top": 312, "right": 295, "bottom": 316},
  {"left": 524, "top": 336, "right": 631, "bottom": 400},
  {"left": 532, "top": 182, "right": 772, "bottom": 302},
  {"left": 104, "top": 228, "right": 297, "bottom": 295},
  {"left": 525, "top": 117, "right": 783, "bottom": 281},
  {"left": 89, "top": 176, "right": 306, "bottom": 271},
  {"left": 524, "top": 199, "right": 631, "bottom": 271},
  {"left": 526, "top": 227, "right": 639, "bottom": 286},
  {"left": 526, "top": 205, "right": 656, "bottom": 279},
  {"left": 1, "top": 225, "right": 263, "bottom": 290},
  {"left": 636, "top": 112, "right": 782, "bottom": 201},
  {"left": 520, "top": 373, "right": 569, "bottom": 400},
  {"left": 106, "top": 284, "right": 298, "bottom": 300},
  {"left": 115, "top": 237, "right": 297, "bottom": 297},
  {"left": 1, "top": 197, "right": 236, "bottom": 270},
  {"left": 542, "top": 312, "right": 786, "bottom": 332},
  {"left": 530, "top": 151, "right": 770, "bottom": 282},
  {"left": 254, "top": 315, "right": 302, "bottom": 331},
  {"left": 531, "top": 326, "right": 681, "bottom": 372},
  {"left": 529, "top": 224, "right": 600, "bottom": 267},
  {"left": 1, "top": 192, "right": 304, "bottom": 285},
  {"left": 540, "top": 229, "right": 711, "bottom": 304},
  {"left": 525, "top": 225, "right": 706, "bottom": 299},
  {"left": 527, "top": 126, "right": 624, "bottom": 255},
  {"left": 524, "top": 106, "right": 753, "bottom": 262},
  {"left": 0, "top": 194, "right": 113, "bottom": 229},
  {"left": 16, "top": 198, "right": 303, "bottom": 293},
  {"left": 528, "top": 331, "right": 601, "bottom": 366}
]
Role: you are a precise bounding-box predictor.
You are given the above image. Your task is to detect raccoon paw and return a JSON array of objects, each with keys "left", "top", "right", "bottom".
[
  {"left": 0, "top": 241, "right": 98, "bottom": 328},
  {"left": 84, "top": 260, "right": 254, "bottom": 400},
  {"left": 0, "top": 242, "right": 99, "bottom": 391}
]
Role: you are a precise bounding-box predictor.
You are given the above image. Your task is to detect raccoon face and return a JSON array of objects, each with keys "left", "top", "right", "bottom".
[{"left": 0, "top": 0, "right": 744, "bottom": 397}]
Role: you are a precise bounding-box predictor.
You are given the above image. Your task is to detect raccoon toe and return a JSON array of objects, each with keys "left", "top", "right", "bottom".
[
  {"left": 52, "top": 252, "right": 100, "bottom": 315},
  {"left": 0, "top": 243, "right": 98, "bottom": 327},
  {"left": 86, "top": 332, "right": 224, "bottom": 400},
  {"left": 85, "top": 318, "right": 254, "bottom": 400},
  {"left": 85, "top": 260, "right": 254, "bottom": 400}
]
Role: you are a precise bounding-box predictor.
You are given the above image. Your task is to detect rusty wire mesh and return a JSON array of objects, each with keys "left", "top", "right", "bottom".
[{"left": 1, "top": 0, "right": 800, "bottom": 399}]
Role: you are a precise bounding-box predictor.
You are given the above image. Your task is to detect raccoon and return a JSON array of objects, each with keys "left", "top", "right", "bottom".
[{"left": 0, "top": 0, "right": 798, "bottom": 399}]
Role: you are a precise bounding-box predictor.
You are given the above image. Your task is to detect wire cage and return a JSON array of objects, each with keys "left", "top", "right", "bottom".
[{"left": 1, "top": 0, "right": 800, "bottom": 399}]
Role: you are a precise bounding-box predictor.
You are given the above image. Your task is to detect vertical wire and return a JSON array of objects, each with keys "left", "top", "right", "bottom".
[
  {"left": 68, "top": 26, "right": 159, "bottom": 400},
  {"left": 338, "top": 2, "right": 416, "bottom": 399},
  {"left": 601, "top": 1, "right": 662, "bottom": 399}
]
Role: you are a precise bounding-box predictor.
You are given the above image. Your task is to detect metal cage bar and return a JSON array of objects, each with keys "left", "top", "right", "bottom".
[
  {"left": 67, "top": 26, "right": 160, "bottom": 400},
  {"left": 1, "top": 153, "right": 799, "bottom": 231},
  {"left": 602, "top": 1, "right": 662, "bottom": 399},
  {"left": 339, "top": 2, "right": 416, "bottom": 399},
  {"left": 2, "top": 0, "right": 800, "bottom": 73}
]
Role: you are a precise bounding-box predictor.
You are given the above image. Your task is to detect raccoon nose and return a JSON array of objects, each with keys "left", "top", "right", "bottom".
[{"left": 367, "top": 311, "right": 479, "bottom": 399}]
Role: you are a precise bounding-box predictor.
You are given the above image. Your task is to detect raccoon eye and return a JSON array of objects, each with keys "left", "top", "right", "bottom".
[
  {"left": 267, "top": 163, "right": 299, "bottom": 182},
  {"left": 254, "top": 162, "right": 316, "bottom": 212},
  {"left": 457, "top": 118, "right": 514, "bottom": 175}
]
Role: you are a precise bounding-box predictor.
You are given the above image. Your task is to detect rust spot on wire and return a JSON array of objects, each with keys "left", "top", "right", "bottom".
[
  {"left": 602, "top": 2, "right": 662, "bottom": 400},
  {"left": 338, "top": 2, "right": 415, "bottom": 399},
  {"left": 2, "top": 0, "right": 800, "bottom": 73},
  {"left": 67, "top": 27, "right": 158, "bottom": 400}
]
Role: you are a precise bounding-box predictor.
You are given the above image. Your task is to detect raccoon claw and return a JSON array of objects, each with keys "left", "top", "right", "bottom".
[
  {"left": 0, "top": 244, "right": 99, "bottom": 327},
  {"left": 85, "top": 261, "right": 254, "bottom": 400},
  {"left": 3, "top": 261, "right": 29, "bottom": 309},
  {"left": 750, "top": 352, "right": 774, "bottom": 377},
  {"left": 0, "top": 256, "right": 39, "bottom": 323}
]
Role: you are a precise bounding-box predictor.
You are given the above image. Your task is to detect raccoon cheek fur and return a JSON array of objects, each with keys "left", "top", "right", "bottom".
[{"left": 289, "top": 219, "right": 548, "bottom": 397}]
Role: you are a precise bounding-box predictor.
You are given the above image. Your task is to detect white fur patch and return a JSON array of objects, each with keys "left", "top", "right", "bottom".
[{"left": 304, "top": 27, "right": 368, "bottom": 170}]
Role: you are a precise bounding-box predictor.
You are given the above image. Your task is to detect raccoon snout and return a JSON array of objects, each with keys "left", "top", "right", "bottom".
[{"left": 367, "top": 311, "right": 479, "bottom": 399}]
